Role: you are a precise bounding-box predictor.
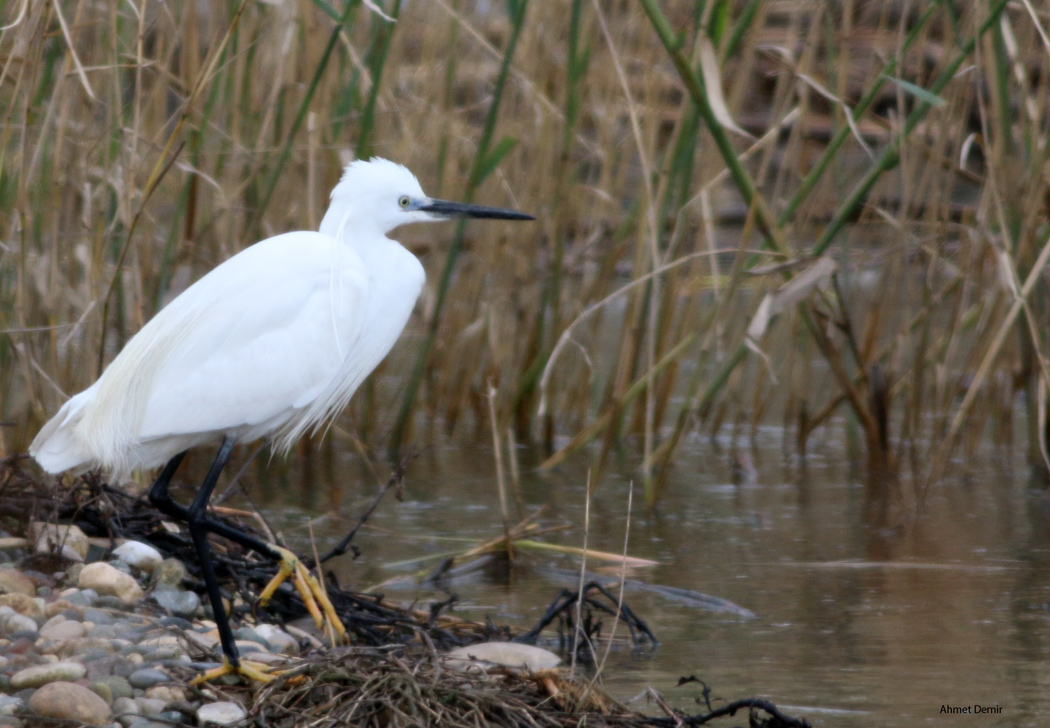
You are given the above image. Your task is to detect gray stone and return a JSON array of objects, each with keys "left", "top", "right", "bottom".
[
  {"left": 106, "top": 560, "right": 133, "bottom": 575},
  {"left": 90, "top": 681, "right": 114, "bottom": 705},
  {"left": 233, "top": 627, "right": 270, "bottom": 650},
  {"left": 7, "top": 629, "right": 38, "bottom": 641},
  {"left": 127, "top": 668, "right": 169, "bottom": 690},
  {"left": 0, "top": 696, "right": 23, "bottom": 715},
  {"left": 110, "top": 660, "right": 137, "bottom": 679},
  {"left": 133, "top": 697, "right": 167, "bottom": 716},
  {"left": 64, "top": 589, "right": 98, "bottom": 607},
  {"left": 152, "top": 587, "right": 199, "bottom": 618},
  {"left": 112, "top": 620, "right": 148, "bottom": 638},
  {"left": 253, "top": 624, "right": 299, "bottom": 655},
  {"left": 158, "top": 616, "right": 193, "bottom": 630},
  {"left": 83, "top": 608, "right": 114, "bottom": 625},
  {"left": 75, "top": 648, "right": 116, "bottom": 663},
  {"left": 112, "top": 696, "right": 139, "bottom": 727},
  {"left": 94, "top": 675, "right": 134, "bottom": 700},
  {"left": 127, "top": 720, "right": 168, "bottom": 728},
  {"left": 10, "top": 661, "right": 87, "bottom": 689},
  {"left": 197, "top": 701, "right": 246, "bottom": 725},
  {"left": 88, "top": 624, "right": 118, "bottom": 639},
  {"left": 158, "top": 657, "right": 192, "bottom": 668},
  {"left": 85, "top": 543, "right": 109, "bottom": 563},
  {"left": 138, "top": 644, "right": 181, "bottom": 661},
  {"left": 95, "top": 596, "right": 132, "bottom": 611}
]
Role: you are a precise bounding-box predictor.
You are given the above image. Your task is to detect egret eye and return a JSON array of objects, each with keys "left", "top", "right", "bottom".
[{"left": 398, "top": 196, "right": 411, "bottom": 208}]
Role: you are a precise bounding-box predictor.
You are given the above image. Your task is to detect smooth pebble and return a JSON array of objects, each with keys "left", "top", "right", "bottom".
[
  {"left": 152, "top": 587, "right": 199, "bottom": 618},
  {"left": 111, "top": 542, "right": 163, "bottom": 574},
  {"left": 197, "top": 701, "right": 246, "bottom": 725},
  {"left": 127, "top": 668, "right": 170, "bottom": 690},
  {"left": 10, "top": 661, "right": 87, "bottom": 689},
  {"left": 28, "top": 681, "right": 112, "bottom": 727}
]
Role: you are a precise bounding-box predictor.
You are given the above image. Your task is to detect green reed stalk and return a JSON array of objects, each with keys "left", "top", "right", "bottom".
[
  {"left": 812, "top": 0, "right": 1010, "bottom": 258},
  {"left": 513, "top": 0, "right": 588, "bottom": 444},
  {"left": 253, "top": 0, "right": 360, "bottom": 237},
  {"left": 722, "top": 0, "right": 760, "bottom": 62},
  {"left": 389, "top": 0, "right": 530, "bottom": 458},
  {"left": 777, "top": 2, "right": 937, "bottom": 228},
  {"left": 636, "top": 0, "right": 1011, "bottom": 485},
  {"left": 357, "top": 0, "right": 403, "bottom": 158}
]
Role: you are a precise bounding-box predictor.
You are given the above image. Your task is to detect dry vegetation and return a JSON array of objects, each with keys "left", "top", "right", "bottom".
[{"left": 2, "top": 0, "right": 1049, "bottom": 512}]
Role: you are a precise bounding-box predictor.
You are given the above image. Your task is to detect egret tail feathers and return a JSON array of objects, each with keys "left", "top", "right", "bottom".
[{"left": 29, "top": 392, "right": 93, "bottom": 474}]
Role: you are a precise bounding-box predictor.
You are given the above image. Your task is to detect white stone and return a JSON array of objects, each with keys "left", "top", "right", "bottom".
[
  {"left": 0, "top": 694, "right": 23, "bottom": 715},
  {"left": 10, "top": 661, "right": 87, "bottom": 689},
  {"left": 40, "top": 619, "right": 85, "bottom": 641},
  {"left": 198, "top": 701, "right": 246, "bottom": 725},
  {"left": 28, "top": 681, "right": 111, "bottom": 726},
  {"left": 240, "top": 651, "right": 288, "bottom": 665},
  {"left": 112, "top": 541, "right": 163, "bottom": 574},
  {"left": 78, "top": 563, "right": 144, "bottom": 604},
  {"left": 445, "top": 642, "right": 561, "bottom": 673},
  {"left": 0, "top": 608, "right": 38, "bottom": 635},
  {"left": 41, "top": 614, "right": 66, "bottom": 630},
  {"left": 61, "top": 544, "right": 84, "bottom": 562},
  {"left": 28, "top": 523, "right": 90, "bottom": 560}
]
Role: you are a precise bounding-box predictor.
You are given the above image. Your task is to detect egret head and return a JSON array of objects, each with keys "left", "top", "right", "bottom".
[{"left": 320, "top": 158, "right": 534, "bottom": 239}]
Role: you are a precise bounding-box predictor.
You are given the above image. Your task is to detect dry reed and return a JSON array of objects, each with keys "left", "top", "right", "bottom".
[{"left": 2, "top": 0, "right": 1048, "bottom": 512}]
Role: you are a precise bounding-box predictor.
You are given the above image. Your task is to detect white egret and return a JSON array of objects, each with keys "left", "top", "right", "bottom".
[{"left": 29, "top": 157, "right": 534, "bottom": 681}]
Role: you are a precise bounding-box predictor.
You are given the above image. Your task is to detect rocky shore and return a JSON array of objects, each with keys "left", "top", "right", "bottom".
[{"left": 0, "top": 524, "right": 307, "bottom": 727}]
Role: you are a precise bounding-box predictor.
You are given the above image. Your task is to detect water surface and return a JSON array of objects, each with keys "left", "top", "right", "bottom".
[{"left": 244, "top": 423, "right": 1050, "bottom": 728}]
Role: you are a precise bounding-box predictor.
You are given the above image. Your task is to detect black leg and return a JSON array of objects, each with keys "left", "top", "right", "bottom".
[
  {"left": 150, "top": 438, "right": 243, "bottom": 667},
  {"left": 149, "top": 451, "right": 282, "bottom": 559},
  {"left": 147, "top": 438, "right": 345, "bottom": 670}
]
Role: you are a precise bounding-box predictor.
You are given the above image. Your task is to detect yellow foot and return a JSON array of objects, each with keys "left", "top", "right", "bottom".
[
  {"left": 257, "top": 546, "right": 347, "bottom": 644},
  {"left": 190, "top": 657, "right": 277, "bottom": 684}
]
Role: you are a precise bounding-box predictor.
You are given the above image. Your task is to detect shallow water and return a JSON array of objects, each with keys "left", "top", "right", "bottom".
[{"left": 243, "top": 423, "right": 1050, "bottom": 728}]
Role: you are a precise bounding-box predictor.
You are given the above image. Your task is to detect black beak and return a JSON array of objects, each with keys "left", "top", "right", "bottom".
[{"left": 419, "top": 199, "right": 535, "bottom": 221}]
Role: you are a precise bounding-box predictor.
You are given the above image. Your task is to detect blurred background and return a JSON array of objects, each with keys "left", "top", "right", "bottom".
[{"left": 4, "top": 1, "right": 1050, "bottom": 724}]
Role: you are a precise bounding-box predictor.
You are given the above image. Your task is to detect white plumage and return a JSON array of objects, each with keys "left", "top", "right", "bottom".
[
  {"left": 28, "top": 157, "right": 532, "bottom": 683},
  {"left": 32, "top": 158, "right": 447, "bottom": 478}
]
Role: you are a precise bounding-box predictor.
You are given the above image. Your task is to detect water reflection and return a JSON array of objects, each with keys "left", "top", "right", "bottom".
[{"left": 232, "top": 425, "right": 1050, "bottom": 728}]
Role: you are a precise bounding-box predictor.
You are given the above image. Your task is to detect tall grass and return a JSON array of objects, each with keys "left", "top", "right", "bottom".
[{"left": 2, "top": 0, "right": 1048, "bottom": 515}]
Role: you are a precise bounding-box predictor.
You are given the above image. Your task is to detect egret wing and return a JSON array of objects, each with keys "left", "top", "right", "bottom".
[{"left": 133, "top": 232, "right": 370, "bottom": 442}]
